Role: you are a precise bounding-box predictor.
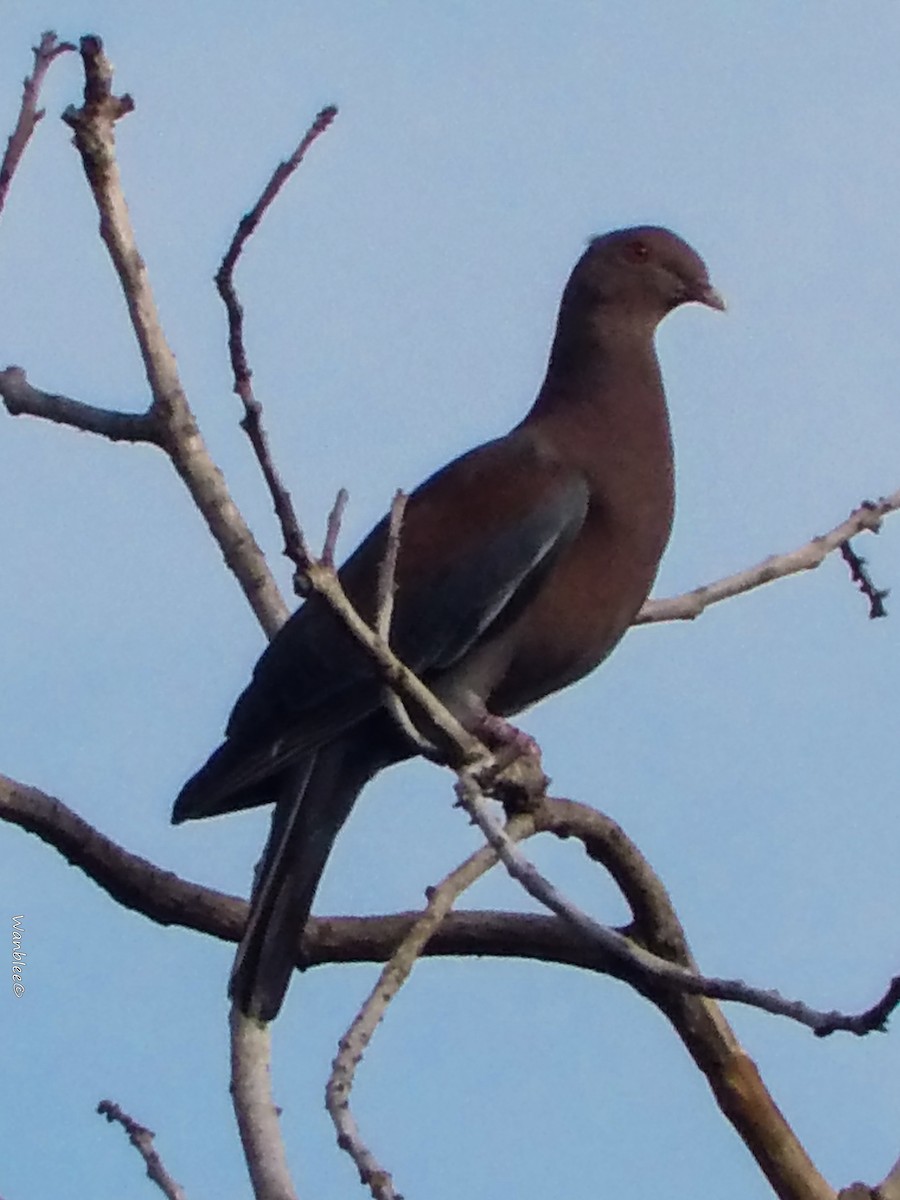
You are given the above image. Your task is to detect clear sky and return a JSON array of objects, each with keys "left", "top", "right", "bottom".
[{"left": 3, "top": 5, "right": 899, "bottom": 1198}]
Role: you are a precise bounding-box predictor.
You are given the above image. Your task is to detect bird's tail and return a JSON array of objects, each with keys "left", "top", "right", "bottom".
[{"left": 229, "top": 741, "right": 374, "bottom": 1021}]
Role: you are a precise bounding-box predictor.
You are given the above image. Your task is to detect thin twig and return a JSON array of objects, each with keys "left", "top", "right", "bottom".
[
  {"left": 812, "top": 974, "right": 900, "bottom": 1038},
  {"left": 840, "top": 537, "right": 889, "bottom": 618},
  {"left": 304, "top": 560, "right": 486, "bottom": 765},
  {"left": 327, "top": 817, "right": 534, "bottom": 1200},
  {"left": 639, "top": 493, "right": 899, "bottom": 624},
  {"left": 215, "top": 104, "right": 338, "bottom": 394},
  {"left": 374, "top": 490, "right": 407, "bottom": 641},
  {"left": 321, "top": 486, "right": 349, "bottom": 568},
  {"left": 97, "top": 1100, "right": 187, "bottom": 1200},
  {"left": 373, "top": 491, "right": 440, "bottom": 756},
  {"left": 0, "top": 31, "right": 76, "bottom": 215},
  {"left": 238, "top": 375, "right": 313, "bottom": 586},
  {"left": 214, "top": 105, "right": 338, "bottom": 587}
]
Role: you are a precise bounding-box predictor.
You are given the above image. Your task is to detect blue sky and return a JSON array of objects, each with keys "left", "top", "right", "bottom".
[{"left": 3, "top": 5, "right": 899, "bottom": 1198}]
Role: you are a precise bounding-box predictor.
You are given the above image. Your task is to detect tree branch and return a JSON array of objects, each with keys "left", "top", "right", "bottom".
[
  {"left": 840, "top": 536, "right": 889, "bottom": 619},
  {"left": 97, "top": 1099, "right": 187, "bottom": 1200},
  {"left": 638, "top": 493, "right": 899, "bottom": 623},
  {"left": 215, "top": 102, "right": 337, "bottom": 400},
  {"left": 7, "top": 764, "right": 898, "bottom": 1197},
  {"left": 44, "top": 34, "right": 286, "bottom": 636},
  {"left": 214, "top": 103, "right": 338, "bottom": 598},
  {"left": 3, "top": 33, "right": 895, "bottom": 1200},
  {"left": 326, "top": 815, "right": 535, "bottom": 1200},
  {"left": 876, "top": 1152, "right": 900, "bottom": 1200},
  {"left": 0, "top": 366, "right": 161, "bottom": 441},
  {"left": 229, "top": 1010, "right": 297, "bottom": 1200},
  {"left": 0, "top": 30, "right": 76, "bottom": 215},
  {"left": 4, "top": 770, "right": 895, "bottom": 1041}
]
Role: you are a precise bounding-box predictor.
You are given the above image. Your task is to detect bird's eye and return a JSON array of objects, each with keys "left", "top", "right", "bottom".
[{"left": 624, "top": 239, "right": 650, "bottom": 263}]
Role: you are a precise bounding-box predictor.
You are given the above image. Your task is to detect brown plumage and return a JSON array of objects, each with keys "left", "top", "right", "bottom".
[{"left": 173, "top": 225, "right": 723, "bottom": 1019}]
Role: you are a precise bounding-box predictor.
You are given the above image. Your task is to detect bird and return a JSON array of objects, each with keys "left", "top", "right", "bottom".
[{"left": 173, "top": 225, "right": 724, "bottom": 1021}]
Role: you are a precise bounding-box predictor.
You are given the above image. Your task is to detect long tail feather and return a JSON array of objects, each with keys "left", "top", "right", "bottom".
[{"left": 229, "top": 743, "right": 374, "bottom": 1020}]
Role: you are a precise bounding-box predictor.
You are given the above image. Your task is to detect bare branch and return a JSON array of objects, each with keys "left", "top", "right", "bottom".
[
  {"left": 5, "top": 769, "right": 895, "bottom": 1040},
  {"left": 97, "top": 1099, "right": 187, "bottom": 1200},
  {"left": 321, "top": 486, "right": 349, "bottom": 568},
  {"left": 215, "top": 105, "right": 338, "bottom": 364},
  {"left": 0, "top": 772, "right": 247, "bottom": 937},
  {"left": 214, "top": 105, "right": 338, "bottom": 588},
  {"left": 0, "top": 755, "right": 889, "bottom": 1198},
  {"left": 4, "top": 763, "right": 851, "bottom": 1197},
  {"left": 304, "top": 560, "right": 487, "bottom": 765},
  {"left": 14, "top": 34, "right": 290, "bottom": 636},
  {"left": 538, "top": 799, "right": 834, "bottom": 1200},
  {"left": 372, "top": 490, "right": 440, "bottom": 756},
  {"left": 840, "top": 537, "right": 889, "bottom": 618},
  {"left": 0, "top": 366, "right": 161, "bottom": 442},
  {"left": 813, "top": 975, "right": 900, "bottom": 1038},
  {"left": 461, "top": 774, "right": 898, "bottom": 1036},
  {"left": 0, "top": 31, "right": 76, "bottom": 215},
  {"left": 876, "top": 1153, "right": 900, "bottom": 1200},
  {"left": 229, "top": 1010, "right": 297, "bottom": 1200},
  {"left": 374, "top": 490, "right": 406, "bottom": 641},
  {"left": 235, "top": 371, "right": 313, "bottom": 587},
  {"left": 327, "top": 815, "right": 534, "bottom": 1199},
  {"left": 639, "top": 492, "right": 899, "bottom": 624}
]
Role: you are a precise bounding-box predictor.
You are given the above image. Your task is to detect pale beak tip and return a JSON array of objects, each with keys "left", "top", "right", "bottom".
[{"left": 702, "top": 284, "right": 727, "bottom": 313}]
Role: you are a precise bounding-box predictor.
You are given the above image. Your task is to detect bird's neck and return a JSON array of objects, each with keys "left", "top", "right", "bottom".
[
  {"left": 522, "top": 311, "right": 675, "bottom": 551},
  {"left": 528, "top": 312, "right": 664, "bottom": 422}
]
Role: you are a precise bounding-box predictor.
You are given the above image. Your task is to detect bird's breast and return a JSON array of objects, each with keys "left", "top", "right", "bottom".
[{"left": 488, "top": 467, "right": 674, "bottom": 717}]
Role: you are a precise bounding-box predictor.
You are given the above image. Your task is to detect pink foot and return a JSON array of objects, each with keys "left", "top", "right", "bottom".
[
  {"left": 472, "top": 714, "right": 547, "bottom": 810},
  {"left": 475, "top": 713, "right": 542, "bottom": 762}
]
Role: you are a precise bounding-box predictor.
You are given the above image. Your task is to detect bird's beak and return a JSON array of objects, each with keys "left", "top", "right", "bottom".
[{"left": 697, "top": 283, "right": 727, "bottom": 312}]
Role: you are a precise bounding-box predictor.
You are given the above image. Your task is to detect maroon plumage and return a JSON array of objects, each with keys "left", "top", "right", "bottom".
[{"left": 174, "top": 226, "right": 723, "bottom": 1019}]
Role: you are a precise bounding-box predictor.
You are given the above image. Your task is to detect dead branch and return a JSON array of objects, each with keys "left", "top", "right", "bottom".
[
  {"left": 326, "top": 822, "right": 530, "bottom": 1200},
  {"left": 321, "top": 486, "right": 350, "bottom": 568},
  {"left": 215, "top": 103, "right": 337, "bottom": 398},
  {"left": 840, "top": 537, "right": 889, "bottom": 618},
  {"left": 46, "top": 34, "right": 287, "bottom": 635},
  {"left": 0, "top": 31, "right": 76, "bottom": 215},
  {"left": 213, "top": 104, "right": 338, "bottom": 594},
  {"left": 639, "top": 493, "right": 899, "bottom": 624},
  {"left": 375, "top": 490, "right": 440, "bottom": 756},
  {"left": 6, "top": 764, "right": 897, "bottom": 1198},
  {"left": 97, "top": 1099, "right": 187, "bottom": 1200},
  {"left": 4, "top": 769, "right": 895, "bottom": 1041},
  {"left": 229, "top": 1010, "right": 297, "bottom": 1200},
  {"left": 875, "top": 1153, "right": 900, "bottom": 1200},
  {"left": 0, "top": 366, "right": 160, "bottom": 441}
]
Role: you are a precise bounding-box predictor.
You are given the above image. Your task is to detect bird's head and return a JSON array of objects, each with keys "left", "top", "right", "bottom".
[{"left": 569, "top": 226, "right": 725, "bottom": 326}]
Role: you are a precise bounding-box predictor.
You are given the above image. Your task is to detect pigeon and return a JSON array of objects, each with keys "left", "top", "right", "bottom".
[{"left": 173, "top": 225, "right": 724, "bottom": 1019}]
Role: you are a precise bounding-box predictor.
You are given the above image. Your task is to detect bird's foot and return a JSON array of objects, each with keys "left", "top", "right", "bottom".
[
  {"left": 473, "top": 714, "right": 548, "bottom": 812},
  {"left": 475, "top": 713, "right": 542, "bottom": 761}
]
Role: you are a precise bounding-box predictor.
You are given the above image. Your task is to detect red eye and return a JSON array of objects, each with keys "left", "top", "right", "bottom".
[{"left": 625, "top": 239, "right": 650, "bottom": 263}]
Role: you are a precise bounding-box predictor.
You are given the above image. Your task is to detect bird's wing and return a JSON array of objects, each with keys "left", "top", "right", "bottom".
[{"left": 173, "top": 431, "right": 589, "bottom": 820}]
